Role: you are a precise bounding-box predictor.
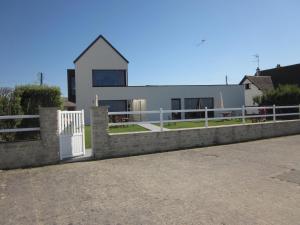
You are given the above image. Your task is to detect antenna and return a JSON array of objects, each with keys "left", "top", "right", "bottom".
[{"left": 253, "top": 54, "right": 260, "bottom": 68}]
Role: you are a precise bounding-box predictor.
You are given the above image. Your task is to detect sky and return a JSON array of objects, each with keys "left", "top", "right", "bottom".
[{"left": 0, "top": 0, "right": 300, "bottom": 96}]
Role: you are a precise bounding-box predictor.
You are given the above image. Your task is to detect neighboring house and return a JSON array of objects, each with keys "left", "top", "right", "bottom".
[
  {"left": 68, "top": 35, "right": 245, "bottom": 123},
  {"left": 239, "top": 63, "right": 300, "bottom": 108},
  {"left": 239, "top": 75, "right": 273, "bottom": 107}
]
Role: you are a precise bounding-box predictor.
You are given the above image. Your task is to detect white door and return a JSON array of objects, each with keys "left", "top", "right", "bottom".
[{"left": 58, "top": 110, "right": 85, "bottom": 160}]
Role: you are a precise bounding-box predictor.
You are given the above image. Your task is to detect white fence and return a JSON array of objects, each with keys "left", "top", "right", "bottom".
[
  {"left": 108, "top": 105, "right": 300, "bottom": 132},
  {"left": 0, "top": 115, "right": 40, "bottom": 133},
  {"left": 58, "top": 110, "right": 85, "bottom": 159}
]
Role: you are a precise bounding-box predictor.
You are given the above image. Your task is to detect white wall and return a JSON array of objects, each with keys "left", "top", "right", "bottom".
[
  {"left": 82, "top": 85, "right": 245, "bottom": 123},
  {"left": 75, "top": 37, "right": 128, "bottom": 123},
  {"left": 241, "top": 79, "right": 262, "bottom": 106},
  {"left": 74, "top": 37, "right": 245, "bottom": 123}
]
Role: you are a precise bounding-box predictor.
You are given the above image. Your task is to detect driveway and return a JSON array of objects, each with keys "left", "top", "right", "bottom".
[{"left": 1, "top": 135, "right": 300, "bottom": 225}]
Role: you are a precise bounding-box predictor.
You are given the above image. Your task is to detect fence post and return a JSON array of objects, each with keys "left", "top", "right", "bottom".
[
  {"left": 273, "top": 104, "right": 276, "bottom": 122},
  {"left": 160, "top": 108, "right": 163, "bottom": 132},
  {"left": 205, "top": 107, "right": 208, "bottom": 128},
  {"left": 242, "top": 105, "right": 245, "bottom": 124}
]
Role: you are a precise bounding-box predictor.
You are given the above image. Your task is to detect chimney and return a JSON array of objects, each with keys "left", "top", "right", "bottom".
[
  {"left": 276, "top": 64, "right": 281, "bottom": 68},
  {"left": 255, "top": 67, "right": 260, "bottom": 76}
]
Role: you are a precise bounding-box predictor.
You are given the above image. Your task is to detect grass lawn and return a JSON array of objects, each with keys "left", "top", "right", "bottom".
[
  {"left": 162, "top": 119, "right": 253, "bottom": 129},
  {"left": 109, "top": 125, "right": 148, "bottom": 133},
  {"left": 84, "top": 125, "right": 148, "bottom": 148}
]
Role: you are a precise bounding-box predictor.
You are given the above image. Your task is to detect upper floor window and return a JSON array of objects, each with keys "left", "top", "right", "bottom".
[
  {"left": 245, "top": 83, "right": 251, "bottom": 90},
  {"left": 92, "top": 70, "right": 126, "bottom": 87}
]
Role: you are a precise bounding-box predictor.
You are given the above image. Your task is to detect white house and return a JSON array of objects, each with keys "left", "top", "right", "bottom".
[
  {"left": 68, "top": 35, "right": 245, "bottom": 123},
  {"left": 239, "top": 75, "right": 274, "bottom": 106}
]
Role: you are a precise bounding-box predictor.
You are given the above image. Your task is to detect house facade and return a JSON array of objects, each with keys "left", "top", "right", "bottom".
[
  {"left": 68, "top": 35, "right": 245, "bottom": 123},
  {"left": 239, "top": 75, "right": 274, "bottom": 107},
  {"left": 239, "top": 63, "right": 300, "bottom": 108}
]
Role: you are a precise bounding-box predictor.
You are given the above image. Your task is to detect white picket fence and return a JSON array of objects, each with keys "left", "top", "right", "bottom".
[
  {"left": 108, "top": 105, "right": 300, "bottom": 132},
  {"left": 0, "top": 115, "right": 40, "bottom": 133}
]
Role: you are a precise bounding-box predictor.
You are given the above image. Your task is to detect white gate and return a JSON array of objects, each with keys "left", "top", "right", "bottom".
[{"left": 58, "top": 110, "right": 85, "bottom": 160}]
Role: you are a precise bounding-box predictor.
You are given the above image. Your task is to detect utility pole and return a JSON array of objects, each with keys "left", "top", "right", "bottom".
[
  {"left": 37, "top": 72, "right": 43, "bottom": 85},
  {"left": 40, "top": 72, "right": 43, "bottom": 86},
  {"left": 225, "top": 75, "right": 228, "bottom": 85}
]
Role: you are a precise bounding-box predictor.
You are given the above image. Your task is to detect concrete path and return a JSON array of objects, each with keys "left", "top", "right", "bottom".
[
  {"left": 139, "top": 123, "right": 170, "bottom": 131},
  {"left": 1, "top": 135, "right": 300, "bottom": 225}
]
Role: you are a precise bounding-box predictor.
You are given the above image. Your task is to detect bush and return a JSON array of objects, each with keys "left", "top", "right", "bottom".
[
  {"left": 0, "top": 88, "right": 22, "bottom": 141},
  {"left": 0, "top": 85, "right": 63, "bottom": 142},
  {"left": 254, "top": 85, "right": 300, "bottom": 106},
  {"left": 13, "top": 85, "right": 62, "bottom": 140},
  {"left": 14, "top": 85, "right": 62, "bottom": 114},
  {"left": 254, "top": 85, "right": 300, "bottom": 120}
]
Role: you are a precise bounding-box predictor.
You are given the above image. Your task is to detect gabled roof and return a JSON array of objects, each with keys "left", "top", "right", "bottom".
[
  {"left": 73, "top": 35, "right": 129, "bottom": 64},
  {"left": 239, "top": 75, "right": 274, "bottom": 92}
]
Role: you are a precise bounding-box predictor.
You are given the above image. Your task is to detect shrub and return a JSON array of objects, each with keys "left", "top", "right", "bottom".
[
  {"left": 14, "top": 85, "right": 62, "bottom": 114},
  {"left": 253, "top": 85, "right": 300, "bottom": 119},
  {"left": 15, "top": 85, "right": 62, "bottom": 140},
  {"left": 254, "top": 85, "right": 300, "bottom": 106},
  {"left": 0, "top": 87, "right": 22, "bottom": 141}
]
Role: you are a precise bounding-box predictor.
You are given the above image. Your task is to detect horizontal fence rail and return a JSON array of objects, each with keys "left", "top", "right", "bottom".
[
  {"left": 0, "top": 115, "right": 40, "bottom": 133},
  {"left": 107, "top": 105, "right": 300, "bottom": 132}
]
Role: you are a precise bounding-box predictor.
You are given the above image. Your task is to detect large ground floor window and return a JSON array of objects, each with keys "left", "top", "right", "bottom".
[
  {"left": 99, "top": 100, "right": 128, "bottom": 122},
  {"left": 184, "top": 98, "right": 214, "bottom": 119}
]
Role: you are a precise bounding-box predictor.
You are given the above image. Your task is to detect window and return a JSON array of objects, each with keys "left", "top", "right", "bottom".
[
  {"left": 184, "top": 98, "right": 214, "bottom": 119},
  {"left": 245, "top": 83, "right": 251, "bottom": 90},
  {"left": 99, "top": 100, "right": 127, "bottom": 112},
  {"left": 171, "top": 99, "right": 181, "bottom": 119},
  {"left": 92, "top": 70, "right": 126, "bottom": 87},
  {"left": 99, "top": 100, "right": 128, "bottom": 123}
]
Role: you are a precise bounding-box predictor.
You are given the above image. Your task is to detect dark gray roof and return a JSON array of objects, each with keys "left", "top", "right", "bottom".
[
  {"left": 240, "top": 76, "right": 274, "bottom": 92},
  {"left": 258, "top": 63, "right": 300, "bottom": 87}
]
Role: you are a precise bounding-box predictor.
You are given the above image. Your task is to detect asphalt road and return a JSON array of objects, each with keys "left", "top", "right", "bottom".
[{"left": 1, "top": 135, "right": 300, "bottom": 225}]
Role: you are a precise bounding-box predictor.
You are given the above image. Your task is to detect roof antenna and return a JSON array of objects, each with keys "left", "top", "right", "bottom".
[{"left": 253, "top": 54, "right": 260, "bottom": 69}]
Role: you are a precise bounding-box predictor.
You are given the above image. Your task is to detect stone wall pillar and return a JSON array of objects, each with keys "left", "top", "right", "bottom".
[
  {"left": 39, "top": 107, "right": 60, "bottom": 163},
  {"left": 90, "top": 106, "right": 110, "bottom": 159}
]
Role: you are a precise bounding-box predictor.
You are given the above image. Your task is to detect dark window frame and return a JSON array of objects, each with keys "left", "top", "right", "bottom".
[
  {"left": 92, "top": 69, "right": 127, "bottom": 87},
  {"left": 171, "top": 98, "right": 182, "bottom": 120},
  {"left": 245, "top": 83, "right": 251, "bottom": 90}
]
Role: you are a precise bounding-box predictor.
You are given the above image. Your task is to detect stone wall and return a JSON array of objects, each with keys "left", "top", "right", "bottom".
[
  {"left": 91, "top": 107, "right": 300, "bottom": 159},
  {"left": 0, "top": 108, "right": 60, "bottom": 170}
]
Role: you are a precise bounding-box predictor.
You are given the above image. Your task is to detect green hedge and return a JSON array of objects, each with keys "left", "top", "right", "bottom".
[
  {"left": 0, "top": 85, "right": 62, "bottom": 142},
  {"left": 253, "top": 85, "right": 300, "bottom": 120},
  {"left": 14, "top": 85, "right": 62, "bottom": 114},
  {"left": 254, "top": 85, "right": 300, "bottom": 106},
  {"left": 0, "top": 88, "right": 22, "bottom": 141}
]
